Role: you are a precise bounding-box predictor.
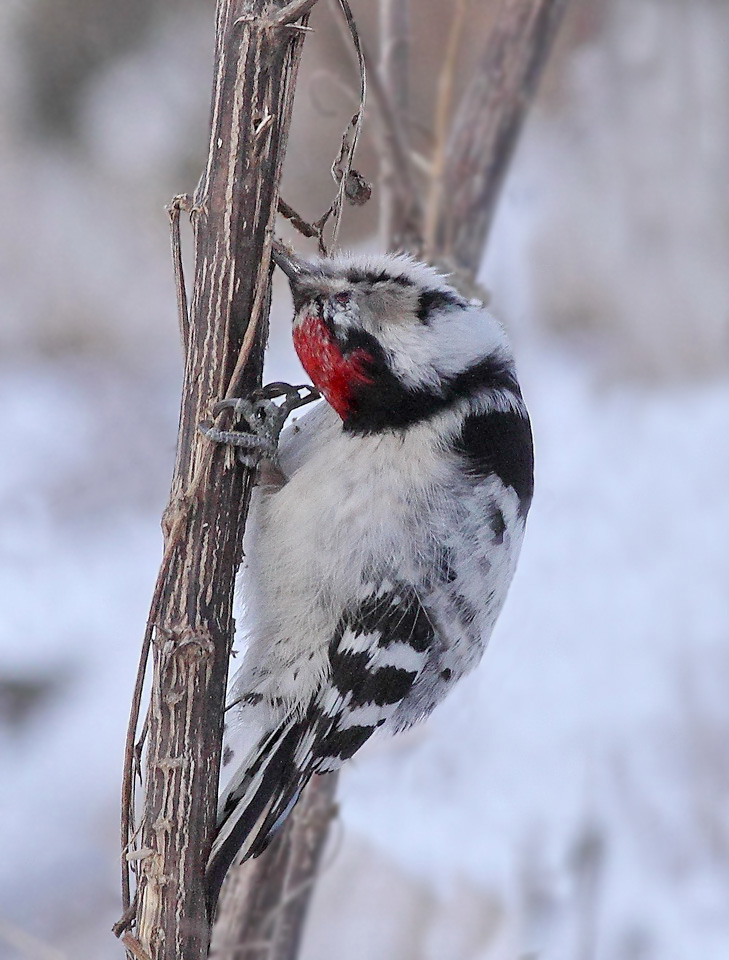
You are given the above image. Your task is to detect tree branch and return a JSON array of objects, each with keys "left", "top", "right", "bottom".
[
  {"left": 209, "top": 773, "right": 339, "bottom": 960},
  {"left": 436, "top": 0, "right": 570, "bottom": 275},
  {"left": 117, "top": 3, "right": 313, "bottom": 958},
  {"left": 327, "top": 0, "right": 421, "bottom": 250},
  {"left": 166, "top": 194, "right": 193, "bottom": 351},
  {"left": 378, "top": 0, "right": 419, "bottom": 250},
  {"left": 423, "top": 0, "right": 468, "bottom": 260},
  {"left": 273, "top": 0, "right": 319, "bottom": 26}
]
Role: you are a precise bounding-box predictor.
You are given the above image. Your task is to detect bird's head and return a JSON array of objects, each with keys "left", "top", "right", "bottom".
[{"left": 272, "top": 246, "right": 517, "bottom": 433}]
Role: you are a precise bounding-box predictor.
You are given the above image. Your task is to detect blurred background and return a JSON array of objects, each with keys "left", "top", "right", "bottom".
[{"left": 1, "top": 0, "right": 728, "bottom": 957}]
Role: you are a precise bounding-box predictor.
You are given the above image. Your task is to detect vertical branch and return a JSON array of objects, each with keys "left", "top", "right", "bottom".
[
  {"left": 436, "top": 0, "right": 570, "bottom": 275},
  {"left": 423, "top": 0, "right": 468, "bottom": 259},
  {"left": 378, "top": 0, "right": 414, "bottom": 249},
  {"left": 327, "top": 0, "right": 421, "bottom": 250},
  {"left": 380, "top": 0, "right": 409, "bottom": 110},
  {"left": 118, "top": 3, "right": 313, "bottom": 958},
  {"left": 209, "top": 774, "right": 339, "bottom": 960},
  {"left": 324, "top": 0, "right": 367, "bottom": 253}
]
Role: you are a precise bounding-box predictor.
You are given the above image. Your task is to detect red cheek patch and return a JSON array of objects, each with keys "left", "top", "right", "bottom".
[{"left": 293, "top": 314, "right": 374, "bottom": 420}]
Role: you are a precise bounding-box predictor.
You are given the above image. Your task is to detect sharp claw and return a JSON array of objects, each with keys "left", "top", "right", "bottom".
[
  {"left": 255, "top": 382, "right": 320, "bottom": 408},
  {"left": 211, "top": 385, "right": 318, "bottom": 420},
  {"left": 212, "top": 397, "right": 252, "bottom": 419},
  {"left": 199, "top": 382, "right": 320, "bottom": 468}
]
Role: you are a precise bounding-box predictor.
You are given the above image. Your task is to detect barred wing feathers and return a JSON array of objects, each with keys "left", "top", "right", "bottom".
[{"left": 205, "top": 580, "right": 435, "bottom": 909}]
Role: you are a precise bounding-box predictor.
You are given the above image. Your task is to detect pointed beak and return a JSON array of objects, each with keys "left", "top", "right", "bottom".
[{"left": 271, "top": 242, "right": 317, "bottom": 285}]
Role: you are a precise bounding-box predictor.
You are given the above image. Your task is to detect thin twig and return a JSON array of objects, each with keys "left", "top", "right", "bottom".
[
  {"left": 278, "top": 193, "right": 334, "bottom": 251},
  {"left": 112, "top": 900, "right": 137, "bottom": 939},
  {"left": 274, "top": 0, "right": 370, "bottom": 256},
  {"left": 327, "top": 0, "right": 422, "bottom": 251},
  {"left": 273, "top": 0, "right": 319, "bottom": 26},
  {"left": 119, "top": 623, "right": 152, "bottom": 914},
  {"left": 166, "top": 194, "right": 192, "bottom": 352},
  {"left": 121, "top": 933, "right": 154, "bottom": 960},
  {"left": 323, "top": 0, "right": 366, "bottom": 252},
  {"left": 277, "top": 198, "right": 320, "bottom": 238}
]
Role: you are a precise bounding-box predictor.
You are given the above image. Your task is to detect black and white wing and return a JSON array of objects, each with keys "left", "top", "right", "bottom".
[{"left": 206, "top": 579, "right": 436, "bottom": 909}]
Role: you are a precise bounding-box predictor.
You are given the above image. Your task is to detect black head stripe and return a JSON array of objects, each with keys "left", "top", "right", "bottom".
[
  {"left": 344, "top": 267, "right": 414, "bottom": 287},
  {"left": 344, "top": 351, "right": 522, "bottom": 434},
  {"left": 416, "top": 288, "right": 467, "bottom": 323}
]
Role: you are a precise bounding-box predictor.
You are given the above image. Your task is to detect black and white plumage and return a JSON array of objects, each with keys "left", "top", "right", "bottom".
[{"left": 206, "top": 250, "right": 533, "bottom": 908}]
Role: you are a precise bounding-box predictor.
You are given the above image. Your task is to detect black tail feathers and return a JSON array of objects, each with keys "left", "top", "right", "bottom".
[{"left": 205, "top": 717, "right": 312, "bottom": 918}]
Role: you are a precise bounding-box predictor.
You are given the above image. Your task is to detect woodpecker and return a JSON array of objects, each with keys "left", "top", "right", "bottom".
[{"left": 203, "top": 247, "right": 534, "bottom": 909}]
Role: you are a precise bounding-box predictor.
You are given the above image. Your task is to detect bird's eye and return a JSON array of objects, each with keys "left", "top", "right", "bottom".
[{"left": 334, "top": 291, "right": 351, "bottom": 306}]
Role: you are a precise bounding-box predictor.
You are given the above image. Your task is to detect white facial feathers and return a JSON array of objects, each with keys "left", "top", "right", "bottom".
[{"left": 287, "top": 251, "right": 513, "bottom": 394}]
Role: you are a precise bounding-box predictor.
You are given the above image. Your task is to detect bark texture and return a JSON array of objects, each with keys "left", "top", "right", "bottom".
[{"left": 126, "top": 4, "right": 310, "bottom": 958}]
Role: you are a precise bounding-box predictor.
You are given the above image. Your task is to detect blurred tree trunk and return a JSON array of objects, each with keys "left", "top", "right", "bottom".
[
  {"left": 434, "top": 0, "right": 570, "bottom": 275},
  {"left": 209, "top": 774, "right": 338, "bottom": 960},
  {"left": 378, "top": 0, "right": 416, "bottom": 250}
]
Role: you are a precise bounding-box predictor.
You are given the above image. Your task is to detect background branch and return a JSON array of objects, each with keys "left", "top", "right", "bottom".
[
  {"left": 436, "top": 0, "right": 570, "bottom": 275},
  {"left": 423, "top": 0, "right": 468, "bottom": 260},
  {"left": 209, "top": 774, "right": 339, "bottom": 960},
  {"left": 326, "top": 0, "right": 420, "bottom": 252},
  {"left": 377, "top": 0, "right": 419, "bottom": 250}
]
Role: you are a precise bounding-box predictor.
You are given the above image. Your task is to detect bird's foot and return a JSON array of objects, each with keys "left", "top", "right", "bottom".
[{"left": 198, "top": 382, "right": 319, "bottom": 468}]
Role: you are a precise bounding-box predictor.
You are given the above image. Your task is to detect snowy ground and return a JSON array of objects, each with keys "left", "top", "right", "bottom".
[{"left": 0, "top": 330, "right": 727, "bottom": 959}]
